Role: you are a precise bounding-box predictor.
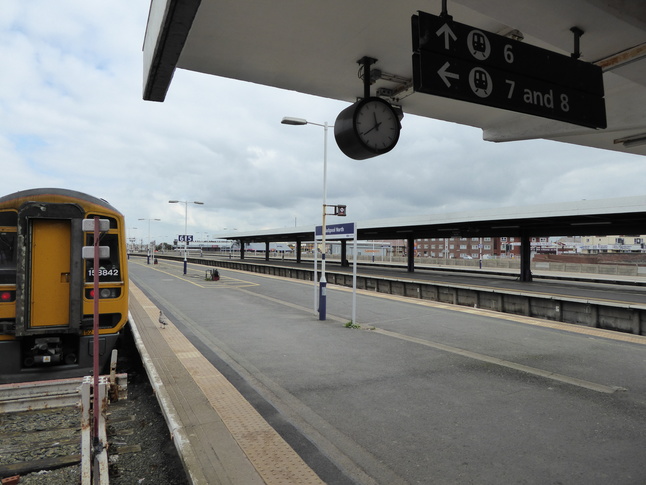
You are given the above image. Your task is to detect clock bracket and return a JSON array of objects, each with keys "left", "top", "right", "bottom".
[{"left": 357, "top": 56, "right": 412, "bottom": 105}]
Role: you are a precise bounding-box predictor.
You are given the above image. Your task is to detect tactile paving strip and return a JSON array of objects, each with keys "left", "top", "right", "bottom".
[{"left": 133, "top": 285, "right": 324, "bottom": 484}]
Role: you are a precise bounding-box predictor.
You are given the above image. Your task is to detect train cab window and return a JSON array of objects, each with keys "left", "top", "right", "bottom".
[
  {"left": 85, "top": 233, "right": 121, "bottom": 282},
  {"left": 0, "top": 212, "right": 17, "bottom": 226},
  {"left": 0, "top": 231, "right": 17, "bottom": 284}
]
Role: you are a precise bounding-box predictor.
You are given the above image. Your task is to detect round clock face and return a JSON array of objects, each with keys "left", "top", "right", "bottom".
[
  {"left": 334, "top": 97, "right": 401, "bottom": 160},
  {"left": 354, "top": 99, "right": 400, "bottom": 151}
]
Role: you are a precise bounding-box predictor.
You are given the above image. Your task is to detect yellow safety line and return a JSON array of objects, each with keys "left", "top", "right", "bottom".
[
  {"left": 360, "top": 271, "right": 646, "bottom": 307},
  {"left": 331, "top": 284, "right": 646, "bottom": 345},
  {"left": 129, "top": 259, "right": 258, "bottom": 288},
  {"left": 130, "top": 283, "right": 324, "bottom": 485}
]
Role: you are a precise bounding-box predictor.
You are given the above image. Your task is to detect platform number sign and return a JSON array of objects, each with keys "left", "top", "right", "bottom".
[{"left": 412, "top": 11, "right": 606, "bottom": 129}]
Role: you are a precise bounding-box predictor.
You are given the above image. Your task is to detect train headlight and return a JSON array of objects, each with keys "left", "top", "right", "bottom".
[{"left": 86, "top": 288, "right": 120, "bottom": 299}]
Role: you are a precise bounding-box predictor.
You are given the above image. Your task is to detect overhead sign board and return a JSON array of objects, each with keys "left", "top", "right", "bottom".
[
  {"left": 315, "top": 223, "right": 356, "bottom": 240},
  {"left": 412, "top": 11, "right": 606, "bottom": 129},
  {"left": 413, "top": 52, "right": 606, "bottom": 128}
]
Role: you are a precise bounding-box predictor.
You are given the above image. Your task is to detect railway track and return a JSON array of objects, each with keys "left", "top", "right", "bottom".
[
  {"left": 0, "top": 405, "right": 82, "bottom": 483},
  {"left": 0, "top": 324, "right": 188, "bottom": 485}
]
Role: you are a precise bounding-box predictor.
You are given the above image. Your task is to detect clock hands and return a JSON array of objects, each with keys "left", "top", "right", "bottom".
[
  {"left": 361, "top": 112, "right": 382, "bottom": 136},
  {"left": 361, "top": 124, "right": 380, "bottom": 136}
]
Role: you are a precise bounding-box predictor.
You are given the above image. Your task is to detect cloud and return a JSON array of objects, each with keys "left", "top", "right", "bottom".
[{"left": 1, "top": 0, "right": 645, "bottom": 245}]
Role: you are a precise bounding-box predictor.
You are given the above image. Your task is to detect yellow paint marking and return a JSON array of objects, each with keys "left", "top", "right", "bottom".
[
  {"left": 331, "top": 284, "right": 646, "bottom": 345},
  {"left": 337, "top": 269, "right": 646, "bottom": 308},
  {"left": 129, "top": 282, "right": 324, "bottom": 485},
  {"left": 130, "top": 259, "right": 259, "bottom": 288}
]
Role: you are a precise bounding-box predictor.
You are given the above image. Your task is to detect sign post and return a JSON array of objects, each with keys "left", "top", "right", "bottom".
[
  {"left": 351, "top": 225, "right": 358, "bottom": 326},
  {"left": 81, "top": 217, "right": 110, "bottom": 471},
  {"left": 315, "top": 223, "right": 358, "bottom": 325},
  {"left": 178, "top": 235, "right": 194, "bottom": 274}
]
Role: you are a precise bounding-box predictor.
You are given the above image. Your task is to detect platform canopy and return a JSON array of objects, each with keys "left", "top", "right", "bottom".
[
  {"left": 144, "top": 0, "right": 646, "bottom": 156},
  {"left": 221, "top": 195, "right": 646, "bottom": 243}
]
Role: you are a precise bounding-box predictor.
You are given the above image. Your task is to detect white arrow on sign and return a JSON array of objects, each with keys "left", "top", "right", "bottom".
[
  {"left": 435, "top": 23, "right": 457, "bottom": 50},
  {"left": 438, "top": 62, "right": 460, "bottom": 87}
]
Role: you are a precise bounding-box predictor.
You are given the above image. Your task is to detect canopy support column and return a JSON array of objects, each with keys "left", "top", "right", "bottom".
[
  {"left": 340, "top": 240, "right": 349, "bottom": 266},
  {"left": 407, "top": 237, "right": 415, "bottom": 272},
  {"left": 520, "top": 234, "right": 533, "bottom": 282}
]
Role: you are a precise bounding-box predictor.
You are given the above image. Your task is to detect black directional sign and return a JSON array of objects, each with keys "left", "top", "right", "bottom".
[{"left": 412, "top": 11, "right": 606, "bottom": 129}]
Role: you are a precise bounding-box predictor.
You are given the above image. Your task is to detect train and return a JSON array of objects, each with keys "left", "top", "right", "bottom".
[{"left": 0, "top": 188, "right": 129, "bottom": 383}]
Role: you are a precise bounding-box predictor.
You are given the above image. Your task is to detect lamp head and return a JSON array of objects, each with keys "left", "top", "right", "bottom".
[{"left": 281, "top": 117, "right": 308, "bottom": 126}]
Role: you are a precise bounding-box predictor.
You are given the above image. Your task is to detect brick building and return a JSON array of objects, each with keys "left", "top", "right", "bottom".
[{"left": 414, "top": 236, "right": 530, "bottom": 259}]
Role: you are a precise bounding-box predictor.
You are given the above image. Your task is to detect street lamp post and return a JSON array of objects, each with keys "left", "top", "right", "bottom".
[
  {"left": 138, "top": 218, "right": 160, "bottom": 264},
  {"left": 169, "top": 200, "right": 204, "bottom": 274},
  {"left": 127, "top": 227, "right": 138, "bottom": 256},
  {"left": 281, "top": 116, "right": 329, "bottom": 320}
]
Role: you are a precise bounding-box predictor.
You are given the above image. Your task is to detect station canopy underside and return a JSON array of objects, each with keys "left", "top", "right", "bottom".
[
  {"left": 144, "top": 0, "right": 646, "bottom": 156},
  {"left": 222, "top": 196, "right": 646, "bottom": 245}
]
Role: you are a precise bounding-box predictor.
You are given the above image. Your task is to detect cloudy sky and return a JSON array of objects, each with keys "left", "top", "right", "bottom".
[{"left": 2, "top": 1, "right": 644, "bottom": 245}]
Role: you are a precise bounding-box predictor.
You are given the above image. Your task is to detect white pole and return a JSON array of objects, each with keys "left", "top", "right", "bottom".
[
  {"left": 313, "top": 233, "right": 318, "bottom": 313},
  {"left": 352, "top": 224, "right": 357, "bottom": 326},
  {"left": 183, "top": 201, "right": 188, "bottom": 274},
  {"left": 281, "top": 117, "right": 329, "bottom": 320},
  {"left": 318, "top": 122, "right": 328, "bottom": 320}
]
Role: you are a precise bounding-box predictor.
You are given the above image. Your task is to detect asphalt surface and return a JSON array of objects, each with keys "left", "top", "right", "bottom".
[
  {"left": 180, "top": 252, "right": 646, "bottom": 306},
  {"left": 129, "top": 258, "right": 646, "bottom": 485}
]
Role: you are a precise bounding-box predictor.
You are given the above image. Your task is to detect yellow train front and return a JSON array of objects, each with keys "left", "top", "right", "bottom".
[{"left": 0, "top": 188, "right": 129, "bottom": 383}]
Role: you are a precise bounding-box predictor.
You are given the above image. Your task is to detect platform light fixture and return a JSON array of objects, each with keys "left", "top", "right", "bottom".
[
  {"left": 613, "top": 133, "right": 646, "bottom": 149},
  {"left": 169, "top": 200, "right": 204, "bottom": 274},
  {"left": 138, "top": 218, "right": 161, "bottom": 264},
  {"left": 281, "top": 116, "right": 330, "bottom": 320}
]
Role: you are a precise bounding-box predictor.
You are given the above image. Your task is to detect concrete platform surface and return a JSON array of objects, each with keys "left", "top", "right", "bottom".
[
  {"left": 128, "top": 283, "right": 324, "bottom": 485},
  {"left": 127, "top": 258, "right": 646, "bottom": 485}
]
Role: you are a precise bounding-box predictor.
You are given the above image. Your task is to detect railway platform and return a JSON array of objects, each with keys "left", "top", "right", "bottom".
[
  {"left": 128, "top": 283, "right": 324, "bottom": 485},
  {"left": 127, "top": 257, "right": 646, "bottom": 485}
]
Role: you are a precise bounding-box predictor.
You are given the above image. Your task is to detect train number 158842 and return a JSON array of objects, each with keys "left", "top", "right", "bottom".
[{"left": 87, "top": 268, "right": 120, "bottom": 278}]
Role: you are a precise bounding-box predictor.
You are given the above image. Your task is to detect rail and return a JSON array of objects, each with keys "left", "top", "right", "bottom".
[{"left": 0, "top": 358, "right": 128, "bottom": 484}]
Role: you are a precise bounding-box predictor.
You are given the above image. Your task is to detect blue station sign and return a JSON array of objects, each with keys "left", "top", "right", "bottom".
[{"left": 315, "top": 223, "right": 356, "bottom": 240}]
